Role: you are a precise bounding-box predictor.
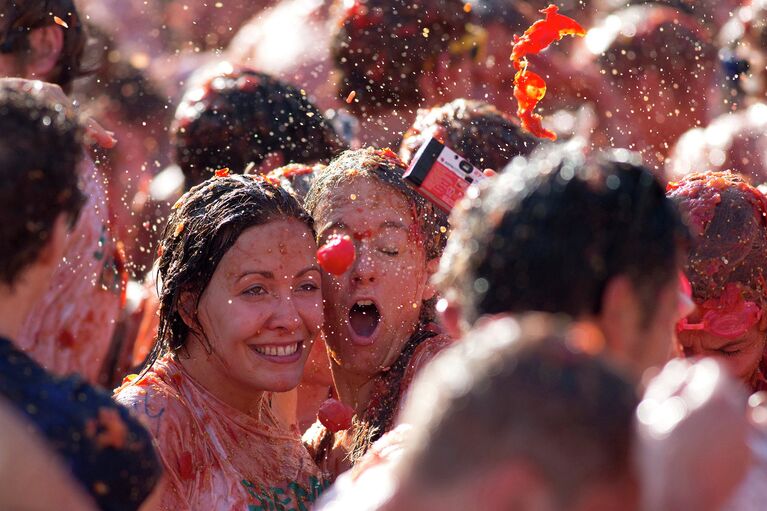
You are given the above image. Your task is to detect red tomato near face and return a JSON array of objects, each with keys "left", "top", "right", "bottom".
[
  {"left": 317, "top": 398, "right": 354, "bottom": 432},
  {"left": 317, "top": 235, "right": 356, "bottom": 275}
]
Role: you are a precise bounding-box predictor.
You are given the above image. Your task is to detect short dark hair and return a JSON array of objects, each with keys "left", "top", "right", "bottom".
[
  {"left": 399, "top": 98, "right": 538, "bottom": 169},
  {"left": 437, "top": 148, "right": 688, "bottom": 326},
  {"left": 148, "top": 173, "right": 313, "bottom": 369},
  {"left": 0, "top": 84, "right": 85, "bottom": 285},
  {"left": 0, "top": 0, "right": 87, "bottom": 93},
  {"left": 399, "top": 315, "right": 638, "bottom": 505},
  {"left": 331, "top": 0, "right": 471, "bottom": 114},
  {"left": 172, "top": 66, "right": 345, "bottom": 188}
]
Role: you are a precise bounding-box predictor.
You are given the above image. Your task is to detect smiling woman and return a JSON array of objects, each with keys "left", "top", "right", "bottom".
[{"left": 114, "top": 174, "right": 329, "bottom": 510}]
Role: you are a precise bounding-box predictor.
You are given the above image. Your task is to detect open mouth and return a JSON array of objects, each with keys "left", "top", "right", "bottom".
[
  {"left": 250, "top": 342, "right": 302, "bottom": 363},
  {"left": 349, "top": 299, "right": 381, "bottom": 341}
]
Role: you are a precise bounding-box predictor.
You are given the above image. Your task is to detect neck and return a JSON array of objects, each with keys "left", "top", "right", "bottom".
[
  {"left": 330, "top": 362, "right": 378, "bottom": 415},
  {"left": 0, "top": 281, "right": 37, "bottom": 341},
  {"left": 179, "top": 337, "right": 266, "bottom": 418}
]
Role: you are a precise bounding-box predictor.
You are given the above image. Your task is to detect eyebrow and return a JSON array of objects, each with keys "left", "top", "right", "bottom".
[
  {"left": 296, "top": 265, "right": 321, "bottom": 278},
  {"left": 237, "top": 270, "right": 274, "bottom": 281},
  {"left": 237, "top": 265, "right": 321, "bottom": 282}
]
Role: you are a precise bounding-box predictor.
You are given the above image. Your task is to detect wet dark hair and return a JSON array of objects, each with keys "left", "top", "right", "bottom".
[
  {"left": 667, "top": 171, "right": 767, "bottom": 305},
  {"left": 399, "top": 98, "right": 538, "bottom": 169},
  {"left": 437, "top": 147, "right": 689, "bottom": 327},
  {"left": 145, "top": 173, "right": 314, "bottom": 369},
  {"left": 331, "top": 0, "right": 471, "bottom": 114},
  {"left": 172, "top": 66, "right": 345, "bottom": 188},
  {"left": 0, "top": 0, "right": 87, "bottom": 93},
  {"left": 0, "top": 84, "right": 85, "bottom": 285},
  {"left": 399, "top": 315, "right": 638, "bottom": 505}
]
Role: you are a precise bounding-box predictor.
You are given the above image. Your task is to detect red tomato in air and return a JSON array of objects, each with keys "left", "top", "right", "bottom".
[
  {"left": 317, "top": 235, "right": 356, "bottom": 275},
  {"left": 318, "top": 398, "right": 354, "bottom": 432}
]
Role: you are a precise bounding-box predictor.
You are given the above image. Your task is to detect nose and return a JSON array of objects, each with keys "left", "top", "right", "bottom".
[
  {"left": 351, "top": 243, "right": 377, "bottom": 284},
  {"left": 265, "top": 294, "right": 302, "bottom": 333}
]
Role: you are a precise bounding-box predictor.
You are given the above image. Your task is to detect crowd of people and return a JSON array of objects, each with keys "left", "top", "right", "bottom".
[{"left": 2, "top": 0, "right": 767, "bottom": 509}]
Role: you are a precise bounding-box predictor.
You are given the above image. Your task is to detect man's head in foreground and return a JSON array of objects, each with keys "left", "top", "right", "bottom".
[{"left": 436, "top": 148, "right": 690, "bottom": 376}]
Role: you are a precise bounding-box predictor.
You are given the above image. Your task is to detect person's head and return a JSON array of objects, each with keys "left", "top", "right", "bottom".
[
  {"left": 304, "top": 147, "right": 447, "bottom": 378},
  {"left": 0, "top": 83, "right": 85, "bottom": 303},
  {"left": 149, "top": 173, "right": 322, "bottom": 396},
  {"left": 388, "top": 315, "right": 639, "bottom": 511},
  {"left": 582, "top": 5, "right": 719, "bottom": 167},
  {"left": 172, "top": 64, "right": 345, "bottom": 189},
  {"left": 0, "top": 0, "right": 86, "bottom": 93},
  {"left": 331, "top": 0, "right": 472, "bottom": 117},
  {"left": 399, "top": 98, "right": 538, "bottom": 170},
  {"left": 668, "top": 171, "right": 767, "bottom": 390},
  {"left": 436, "top": 148, "right": 689, "bottom": 375}
]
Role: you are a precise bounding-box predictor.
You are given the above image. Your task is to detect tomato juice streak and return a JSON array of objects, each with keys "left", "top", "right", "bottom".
[{"left": 510, "top": 5, "right": 585, "bottom": 140}]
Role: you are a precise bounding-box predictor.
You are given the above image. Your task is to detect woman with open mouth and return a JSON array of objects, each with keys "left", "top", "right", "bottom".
[
  {"left": 114, "top": 174, "right": 329, "bottom": 510},
  {"left": 303, "top": 147, "right": 452, "bottom": 480}
]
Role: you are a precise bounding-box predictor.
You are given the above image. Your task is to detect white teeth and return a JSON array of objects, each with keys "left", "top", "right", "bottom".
[
  {"left": 357, "top": 300, "right": 374, "bottom": 306},
  {"left": 254, "top": 343, "right": 299, "bottom": 357}
]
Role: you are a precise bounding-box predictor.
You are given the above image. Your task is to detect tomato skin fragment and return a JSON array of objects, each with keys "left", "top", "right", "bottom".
[{"left": 510, "top": 5, "right": 585, "bottom": 140}]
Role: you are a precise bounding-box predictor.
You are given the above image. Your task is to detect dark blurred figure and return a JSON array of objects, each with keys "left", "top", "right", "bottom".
[
  {"left": 399, "top": 98, "right": 539, "bottom": 169},
  {"left": 317, "top": 315, "right": 640, "bottom": 511},
  {"left": 0, "top": 0, "right": 86, "bottom": 92},
  {"left": 0, "top": 82, "right": 161, "bottom": 511}
]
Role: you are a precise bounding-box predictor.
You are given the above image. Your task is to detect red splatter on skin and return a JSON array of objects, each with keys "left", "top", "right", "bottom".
[
  {"left": 178, "top": 451, "right": 195, "bottom": 480},
  {"left": 317, "top": 235, "right": 356, "bottom": 275},
  {"left": 510, "top": 5, "right": 585, "bottom": 140},
  {"left": 352, "top": 230, "right": 373, "bottom": 241},
  {"left": 317, "top": 398, "right": 354, "bottom": 432},
  {"left": 57, "top": 330, "right": 76, "bottom": 348}
]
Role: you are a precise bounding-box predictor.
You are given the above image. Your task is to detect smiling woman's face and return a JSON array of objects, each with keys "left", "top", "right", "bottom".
[
  {"left": 315, "top": 178, "right": 434, "bottom": 378},
  {"left": 188, "top": 218, "right": 323, "bottom": 394}
]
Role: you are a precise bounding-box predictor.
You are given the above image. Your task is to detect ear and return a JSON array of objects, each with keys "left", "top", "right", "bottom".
[
  {"left": 37, "top": 214, "right": 69, "bottom": 269},
  {"left": 177, "top": 289, "right": 198, "bottom": 329},
  {"left": 597, "top": 275, "right": 641, "bottom": 362},
  {"left": 422, "top": 257, "right": 440, "bottom": 302},
  {"left": 24, "top": 26, "right": 64, "bottom": 80}
]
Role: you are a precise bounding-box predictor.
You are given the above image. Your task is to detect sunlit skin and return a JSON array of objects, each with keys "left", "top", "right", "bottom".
[
  {"left": 179, "top": 219, "right": 323, "bottom": 416},
  {"left": 314, "top": 178, "right": 436, "bottom": 413},
  {"left": 677, "top": 306, "right": 767, "bottom": 388}
]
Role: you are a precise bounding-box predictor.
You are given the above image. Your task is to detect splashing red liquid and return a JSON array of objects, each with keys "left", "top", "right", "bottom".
[{"left": 510, "top": 5, "right": 585, "bottom": 140}]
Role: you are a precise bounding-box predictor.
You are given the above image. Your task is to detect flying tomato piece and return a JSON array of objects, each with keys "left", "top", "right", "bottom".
[
  {"left": 510, "top": 5, "right": 585, "bottom": 140},
  {"left": 317, "top": 235, "right": 356, "bottom": 275}
]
